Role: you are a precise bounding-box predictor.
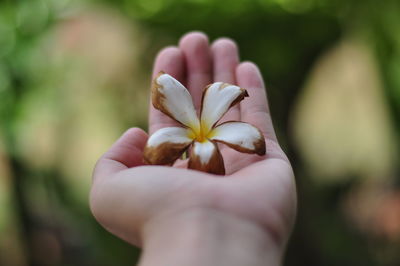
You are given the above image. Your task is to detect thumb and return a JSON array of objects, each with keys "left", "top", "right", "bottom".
[{"left": 93, "top": 127, "right": 148, "bottom": 183}]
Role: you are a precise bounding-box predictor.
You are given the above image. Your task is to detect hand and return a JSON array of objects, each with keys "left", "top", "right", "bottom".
[{"left": 90, "top": 32, "right": 296, "bottom": 266}]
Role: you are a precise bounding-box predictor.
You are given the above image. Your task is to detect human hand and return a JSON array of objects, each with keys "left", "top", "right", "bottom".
[{"left": 90, "top": 32, "right": 296, "bottom": 266}]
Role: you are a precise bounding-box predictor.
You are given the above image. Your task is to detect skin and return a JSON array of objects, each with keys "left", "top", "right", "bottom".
[{"left": 90, "top": 32, "right": 297, "bottom": 266}]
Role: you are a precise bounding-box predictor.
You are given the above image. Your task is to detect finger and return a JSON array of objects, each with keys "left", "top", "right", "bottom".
[
  {"left": 236, "top": 62, "right": 278, "bottom": 142},
  {"left": 149, "top": 47, "right": 185, "bottom": 134},
  {"left": 211, "top": 38, "right": 240, "bottom": 122},
  {"left": 179, "top": 32, "right": 212, "bottom": 112},
  {"left": 93, "top": 128, "right": 148, "bottom": 183}
]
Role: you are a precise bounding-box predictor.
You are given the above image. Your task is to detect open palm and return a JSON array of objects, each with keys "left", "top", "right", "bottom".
[{"left": 90, "top": 32, "right": 296, "bottom": 255}]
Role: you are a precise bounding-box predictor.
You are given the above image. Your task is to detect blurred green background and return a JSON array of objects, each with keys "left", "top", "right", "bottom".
[{"left": 0, "top": 0, "right": 399, "bottom": 265}]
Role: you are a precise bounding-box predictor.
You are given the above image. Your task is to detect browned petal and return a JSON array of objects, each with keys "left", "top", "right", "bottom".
[
  {"left": 200, "top": 83, "right": 249, "bottom": 113},
  {"left": 144, "top": 141, "right": 191, "bottom": 165},
  {"left": 151, "top": 71, "right": 200, "bottom": 128},
  {"left": 152, "top": 72, "right": 172, "bottom": 117},
  {"left": 215, "top": 137, "right": 266, "bottom": 155},
  {"left": 210, "top": 121, "right": 266, "bottom": 155},
  {"left": 200, "top": 82, "right": 248, "bottom": 132},
  {"left": 188, "top": 141, "right": 225, "bottom": 175},
  {"left": 226, "top": 86, "right": 249, "bottom": 109}
]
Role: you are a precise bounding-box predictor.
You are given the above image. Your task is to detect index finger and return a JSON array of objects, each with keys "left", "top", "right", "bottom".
[{"left": 93, "top": 128, "right": 148, "bottom": 183}]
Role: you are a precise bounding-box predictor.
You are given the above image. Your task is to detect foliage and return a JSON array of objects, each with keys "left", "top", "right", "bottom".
[{"left": 0, "top": 0, "right": 399, "bottom": 265}]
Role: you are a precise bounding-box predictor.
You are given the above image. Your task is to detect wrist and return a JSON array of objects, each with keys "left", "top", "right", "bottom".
[{"left": 139, "top": 208, "right": 283, "bottom": 266}]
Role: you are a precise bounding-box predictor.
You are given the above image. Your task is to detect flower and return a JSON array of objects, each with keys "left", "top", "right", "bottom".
[{"left": 143, "top": 71, "right": 266, "bottom": 175}]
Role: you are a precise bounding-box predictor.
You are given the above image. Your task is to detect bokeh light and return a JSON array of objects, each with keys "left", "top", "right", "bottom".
[{"left": 0, "top": 0, "right": 399, "bottom": 265}]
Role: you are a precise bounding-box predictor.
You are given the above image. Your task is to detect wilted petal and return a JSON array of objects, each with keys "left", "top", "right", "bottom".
[
  {"left": 200, "top": 82, "right": 248, "bottom": 133},
  {"left": 144, "top": 127, "right": 193, "bottom": 165},
  {"left": 188, "top": 140, "right": 225, "bottom": 175},
  {"left": 152, "top": 72, "right": 200, "bottom": 131},
  {"left": 210, "top": 122, "right": 266, "bottom": 155}
]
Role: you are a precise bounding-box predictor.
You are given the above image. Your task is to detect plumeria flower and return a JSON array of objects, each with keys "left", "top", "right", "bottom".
[{"left": 143, "top": 71, "right": 266, "bottom": 175}]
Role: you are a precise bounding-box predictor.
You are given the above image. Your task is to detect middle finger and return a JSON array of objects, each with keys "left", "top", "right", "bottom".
[{"left": 179, "top": 32, "right": 212, "bottom": 112}]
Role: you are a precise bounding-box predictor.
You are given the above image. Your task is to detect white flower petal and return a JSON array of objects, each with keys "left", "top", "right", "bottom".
[
  {"left": 210, "top": 122, "right": 266, "bottom": 155},
  {"left": 188, "top": 140, "right": 225, "bottom": 175},
  {"left": 200, "top": 82, "right": 248, "bottom": 133},
  {"left": 152, "top": 72, "right": 200, "bottom": 130},
  {"left": 144, "top": 127, "right": 193, "bottom": 165}
]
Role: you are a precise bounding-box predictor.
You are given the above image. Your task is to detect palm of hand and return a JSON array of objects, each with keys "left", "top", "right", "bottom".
[{"left": 90, "top": 32, "right": 296, "bottom": 249}]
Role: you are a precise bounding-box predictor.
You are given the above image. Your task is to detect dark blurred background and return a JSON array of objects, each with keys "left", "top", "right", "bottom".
[{"left": 0, "top": 0, "right": 399, "bottom": 265}]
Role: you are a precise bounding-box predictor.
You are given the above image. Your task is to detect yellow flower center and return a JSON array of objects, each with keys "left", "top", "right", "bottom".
[{"left": 188, "top": 122, "right": 215, "bottom": 143}]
